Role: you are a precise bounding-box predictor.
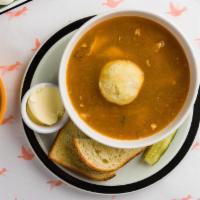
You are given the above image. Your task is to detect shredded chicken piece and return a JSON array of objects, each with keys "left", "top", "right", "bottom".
[
  {"left": 155, "top": 40, "right": 165, "bottom": 52},
  {"left": 146, "top": 59, "right": 151, "bottom": 67},
  {"left": 88, "top": 32, "right": 108, "bottom": 55},
  {"left": 134, "top": 28, "right": 141, "bottom": 36},
  {"left": 150, "top": 123, "right": 157, "bottom": 130},
  {"left": 79, "top": 103, "right": 84, "bottom": 108},
  {"left": 100, "top": 46, "right": 124, "bottom": 58},
  {"left": 81, "top": 43, "right": 87, "bottom": 48},
  {"left": 80, "top": 113, "right": 89, "bottom": 119}
]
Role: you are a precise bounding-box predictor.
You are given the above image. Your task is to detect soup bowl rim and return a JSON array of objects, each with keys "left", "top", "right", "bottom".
[{"left": 59, "top": 9, "right": 199, "bottom": 148}]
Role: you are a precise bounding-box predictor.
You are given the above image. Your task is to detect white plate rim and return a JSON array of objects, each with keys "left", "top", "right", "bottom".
[{"left": 20, "top": 16, "right": 200, "bottom": 194}]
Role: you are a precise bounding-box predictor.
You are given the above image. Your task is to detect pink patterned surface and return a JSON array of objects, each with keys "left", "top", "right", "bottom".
[
  {"left": 0, "top": 0, "right": 200, "bottom": 199},
  {"left": 18, "top": 146, "right": 34, "bottom": 161},
  {"left": 102, "top": 0, "right": 124, "bottom": 8},
  {"left": 167, "top": 2, "right": 187, "bottom": 17},
  {"left": 5, "top": 6, "right": 28, "bottom": 18},
  {"left": 31, "top": 38, "right": 41, "bottom": 52},
  {"left": 0, "top": 62, "right": 22, "bottom": 75},
  {"left": 47, "top": 180, "right": 64, "bottom": 190}
]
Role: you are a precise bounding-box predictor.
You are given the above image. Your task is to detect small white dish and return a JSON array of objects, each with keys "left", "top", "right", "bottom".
[{"left": 21, "top": 83, "right": 68, "bottom": 134}]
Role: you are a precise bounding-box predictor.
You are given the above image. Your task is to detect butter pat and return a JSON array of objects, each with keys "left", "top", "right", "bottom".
[{"left": 27, "top": 86, "right": 65, "bottom": 126}]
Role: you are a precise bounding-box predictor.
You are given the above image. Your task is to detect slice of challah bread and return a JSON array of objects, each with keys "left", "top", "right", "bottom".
[
  {"left": 71, "top": 122, "right": 145, "bottom": 172},
  {"left": 48, "top": 121, "right": 115, "bottom": 181}
]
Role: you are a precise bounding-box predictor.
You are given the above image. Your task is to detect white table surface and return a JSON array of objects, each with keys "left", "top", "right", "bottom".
[{"left": 1, "top": 0, "right": 200, "bottom": 199}]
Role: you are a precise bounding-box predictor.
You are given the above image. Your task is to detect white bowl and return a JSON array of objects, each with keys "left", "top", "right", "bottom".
[
  {"left": 59, "top": 10, "right": 199, "bottom": 148},
  {"left": 21, "top": 83, "right": 68, "bottom": 134}
]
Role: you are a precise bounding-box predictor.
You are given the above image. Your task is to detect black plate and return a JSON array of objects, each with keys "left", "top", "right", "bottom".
[{"left": 21, "top": 16, "right": 200, "bottom": 194}]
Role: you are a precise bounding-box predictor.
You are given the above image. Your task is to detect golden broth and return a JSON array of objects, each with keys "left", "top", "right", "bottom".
[{"left": 67, "top": 16, "right": 190, "bottom": 140}]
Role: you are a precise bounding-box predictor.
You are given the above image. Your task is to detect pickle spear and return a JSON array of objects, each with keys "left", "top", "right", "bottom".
[{"left": 144, "top": 131, "right": 177, "bottom": 165}]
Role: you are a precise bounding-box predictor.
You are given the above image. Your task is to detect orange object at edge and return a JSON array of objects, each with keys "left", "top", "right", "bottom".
[{"left": 0, "top": 78, "right": 7, "bottom": 123}]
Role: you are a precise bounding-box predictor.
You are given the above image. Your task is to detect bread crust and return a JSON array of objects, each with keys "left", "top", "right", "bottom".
[
  {"left": 48, "top": 127, "right": 115, "bottom": 181},
  {"left": 73, "top": 138, "right": 145, "bottom": 172},
  {"left": 48, "top": 155, "right": 115, "bottom": 181}
]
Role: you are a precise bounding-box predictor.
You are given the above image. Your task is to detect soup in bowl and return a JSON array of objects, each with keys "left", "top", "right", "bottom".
[{"left": 59, "top": 10, "right": 198, "bottom": 148}]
